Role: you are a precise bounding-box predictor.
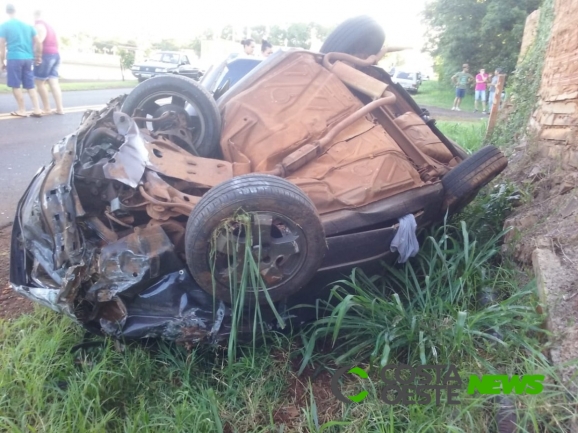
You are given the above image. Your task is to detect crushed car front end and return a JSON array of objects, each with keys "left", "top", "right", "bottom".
[{"left": 10, "top": 99, "right": 235, "bottom": 344}]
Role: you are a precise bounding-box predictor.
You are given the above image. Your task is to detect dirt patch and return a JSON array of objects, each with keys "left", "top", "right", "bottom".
[
  {"left": 501, "top": 138, "right": 578, "bottom": 264},
  {"left": 268, "top": 349, "right": 343, "bottom": 430},
  {"left": 0, "top": 226, "right": 34, "bottom": 320},
  {"left": 501, "top": 138, "right": 578, "bottom": 391},
  {"left": 424, "top": 105, "right": 488, "bottom": 122}
]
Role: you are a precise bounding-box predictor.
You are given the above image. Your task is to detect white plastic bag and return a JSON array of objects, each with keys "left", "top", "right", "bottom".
[{"left": 390, "top": 214, "right": 420, "bottom": 263}]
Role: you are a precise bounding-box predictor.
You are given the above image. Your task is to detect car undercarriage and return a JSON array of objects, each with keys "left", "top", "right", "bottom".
[{"left": 10, "top": 28, "right": 508, "bottom": 345}]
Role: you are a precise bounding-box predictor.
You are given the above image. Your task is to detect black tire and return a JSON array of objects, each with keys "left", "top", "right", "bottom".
[
  {"left": 442, "top": 146, "right": 508, "bottom": 214},
  {"left": 121, "top": 75, "right": 221, "bottom": 158},
  {"left": 137, "top": 77, "right": 145, "bottom": 83},
  {"left": 320, "top": 15, "right": 385, "bottom": 57},
  {"left": 185, "top": 174, "right": 327, "bottom": 305}
]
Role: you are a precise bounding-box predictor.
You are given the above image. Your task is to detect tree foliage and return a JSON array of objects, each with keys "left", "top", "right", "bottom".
[
  {"left": 151, "top": 39, "right": 181, "bottom": 51},
  {"left": 118, "top": 48, "right": 135, "bottom": 81},
  {"left": 268, "top": 22, "right": 332, "bottom": 48},
  {"left": 250, "top": 25, "right": 268, "bottom": 43},
  {"left": 423, "top": 0, "right": 541, "bottom": 82}
]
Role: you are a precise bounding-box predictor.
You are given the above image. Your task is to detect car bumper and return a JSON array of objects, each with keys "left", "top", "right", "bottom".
[
  {"left": 132, "top": 71, "right": 157, "bottom": 80},
  {"left": 132, "top": 71, "right": 202, "bottom": 81}
]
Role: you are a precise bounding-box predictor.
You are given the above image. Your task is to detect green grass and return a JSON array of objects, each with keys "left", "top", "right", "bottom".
[
  {"left": 210, "top": 210, "right": 286, "bottom": 366},
  {"left": 0, "top": 80, "right": 137, "bottom": 94},
  {"left": 414, "top": 81, "right": 478, "bottom": 112},
  {"left": 436, "top": 120, "right": 488, "bottom": 154},
  {"left": 0, "top": 311, "right": 297, "bottom": 432},
  {"left": 3, "top": 210, "right": 576, "bottom": 432}
]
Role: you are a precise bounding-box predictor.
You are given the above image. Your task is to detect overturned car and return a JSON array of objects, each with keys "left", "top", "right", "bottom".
[{"left": 10, "top": 17, "right": 507, "bottom": 344}]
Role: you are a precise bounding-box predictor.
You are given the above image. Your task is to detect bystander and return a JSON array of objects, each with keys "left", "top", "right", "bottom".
[
  {"left": 33, "top": 10, "right": 64, "bottom": 115},
  {"left": 0, "top": 3, "right": 43, "bottom": 117}
]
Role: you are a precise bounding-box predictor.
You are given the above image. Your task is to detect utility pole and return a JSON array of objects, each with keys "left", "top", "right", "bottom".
[{"left": 485, "top": 74, "right": 507, "bottom": 139}]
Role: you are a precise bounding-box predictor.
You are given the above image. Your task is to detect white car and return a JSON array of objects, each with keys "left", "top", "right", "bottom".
[{"left": 391, "top": 70, "right": 421, "bottom": 94}]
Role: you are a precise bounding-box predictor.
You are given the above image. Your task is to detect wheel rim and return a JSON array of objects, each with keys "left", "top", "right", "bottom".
[
  {"left": 210, "top": 211, "right": 307, "bottom": 293},
  {"left": 133, "top": 90, "right": 207, "bottom": 152}
]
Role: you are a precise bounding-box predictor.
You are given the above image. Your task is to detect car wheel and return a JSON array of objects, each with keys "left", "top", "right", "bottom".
[
  {"left": 320, "top": 15, "right": 385, "bottom": 57},
  {"left": 137, "top": 77, "right": 145, "bottom": 83},
  {"left": 442, "top": 146, "right": 508, "bottom": 214},
  {"left": 185, "top": 174, "right": 327, "bottom": 305},
  {"left": 121, "top": 75, "right": 221, "bottom": 157}
]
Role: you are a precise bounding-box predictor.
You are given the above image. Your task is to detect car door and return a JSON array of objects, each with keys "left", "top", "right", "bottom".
[{"left": 176, "top": 55, "right": 200, "bottom": 80}]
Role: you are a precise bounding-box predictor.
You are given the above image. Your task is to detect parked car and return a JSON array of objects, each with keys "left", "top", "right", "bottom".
[
  {"left": 131, "top": 51, "right": 203, "bottom": 82},
  {"left": 10, "top": 16, "right": 507, "bottom": 345},
  {"left": 392, "top": 70, "right": 421, "bottom": 94}
]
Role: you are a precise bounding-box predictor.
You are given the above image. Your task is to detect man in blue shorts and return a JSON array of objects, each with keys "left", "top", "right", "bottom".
[
  {"left": 450, "top": 63, "right": 474, "bottom": 111},
  {"left": 0, "top": 3, "right": 43, "bottom": 117},
  {"left": 33, "top": 10, "right": 64, "bottom": 114}
]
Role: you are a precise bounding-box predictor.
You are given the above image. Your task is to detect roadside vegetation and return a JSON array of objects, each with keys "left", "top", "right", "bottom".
[
  {"left": 423, "top": 0, "right": 541, "bottom": 82},
  {"left": 437, "top": 120, "right": 488, "bottom": 153},
  {"left": 413, "top": 81, "right": 476, "bottom": 113},
  {"left": 2, "top": 118, "right": 576, "bottom": 432},
  {"left": 487, "top": 0, "right": 554, "bottom": 149}
]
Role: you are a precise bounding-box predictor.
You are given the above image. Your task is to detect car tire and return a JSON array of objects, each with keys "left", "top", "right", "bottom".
[
  {"left": 185, "top": 174, "right": 327, "bottom": 305},
  {"left": 442, "top": 146, "right": 508, "bottom": 214},
  {"left": 320, "top": 15, "right": 385, "bottom": 57},
  {"left": 121, "top": 75, "right": 221, "bottom": 158}
]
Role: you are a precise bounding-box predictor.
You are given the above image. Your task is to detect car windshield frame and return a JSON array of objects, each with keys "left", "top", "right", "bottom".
[
  {"left": 395, "top": 71, "right": 415, "bottom": 80},
  {"left": 148, "top": 53, "right": 181, "bottom": 64}
]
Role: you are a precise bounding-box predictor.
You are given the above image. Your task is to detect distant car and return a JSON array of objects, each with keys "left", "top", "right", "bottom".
[
  {"left": 131, "top": 51, "right": 203, "bottom": 82},
  {"left": 391, "top": 70, "right": 421, "bottom": 94}
]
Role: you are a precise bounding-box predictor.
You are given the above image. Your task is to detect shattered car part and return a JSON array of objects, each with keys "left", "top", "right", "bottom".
[
  {"left": 10, "top": 43, "right": 507, "bottom": 345},
  {"left": 102, "top": 112, "right": 148, "bottom": 189}
]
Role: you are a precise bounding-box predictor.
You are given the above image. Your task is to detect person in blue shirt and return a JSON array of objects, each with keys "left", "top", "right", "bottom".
[{"left": 0, "top": 3, "right": 43, "bottom": 117}]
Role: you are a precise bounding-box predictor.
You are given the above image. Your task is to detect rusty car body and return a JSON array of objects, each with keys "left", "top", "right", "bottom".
[{"left": 10, "top": 45, "right": 508, "bottom": 344}]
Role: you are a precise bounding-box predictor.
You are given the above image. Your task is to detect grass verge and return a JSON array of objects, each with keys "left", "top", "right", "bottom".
[
  {"left": 436, "top": 120, "right": 488, "bottom": 154},
  {"left": 413, "top": 80, "right": 479, "bottom": 113},
  {"left": 0, "top": 311, "right": 296, "bottom": 432}
]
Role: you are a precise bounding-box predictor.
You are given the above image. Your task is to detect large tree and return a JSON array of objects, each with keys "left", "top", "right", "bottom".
[
  {"left": 151, "top": 39, "right": 181, "bottom": 52},
  {"left": 423, "top": 0, "right": 540, "bottom": 82},
  {"left": 268, "top": 22, "right": 332, "bottom": 48}
]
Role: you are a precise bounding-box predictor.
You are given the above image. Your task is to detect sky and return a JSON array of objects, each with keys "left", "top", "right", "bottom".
[{"left": 8, "top": 0, "right": 430, "bottom": 49}]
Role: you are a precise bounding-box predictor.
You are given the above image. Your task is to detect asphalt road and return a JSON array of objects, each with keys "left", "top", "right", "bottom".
[{"left": 0, "top": 88, "right": 133, "bottom": 225}]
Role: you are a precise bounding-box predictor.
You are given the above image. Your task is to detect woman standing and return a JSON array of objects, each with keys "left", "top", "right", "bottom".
[
  {"left": 33, "top": 10, "right": 64, "bottom": 115},
  {"left": 488, "top": 68, "right": 502, "bottom": 112}
]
